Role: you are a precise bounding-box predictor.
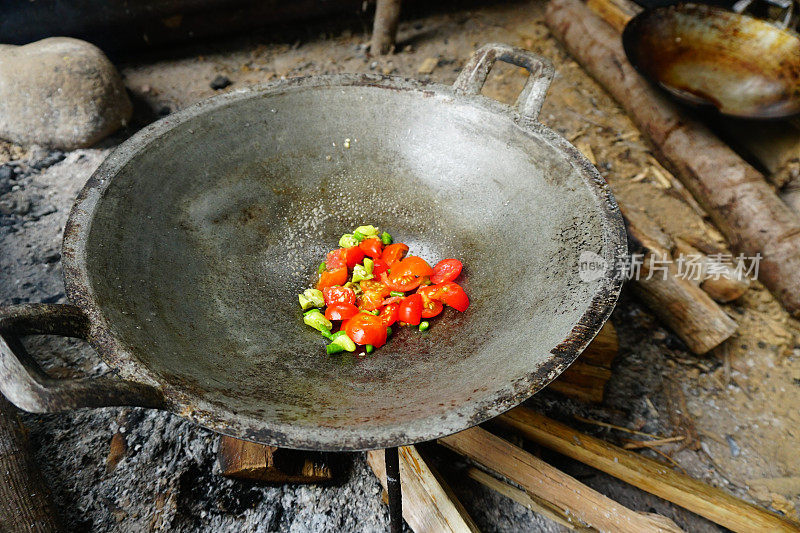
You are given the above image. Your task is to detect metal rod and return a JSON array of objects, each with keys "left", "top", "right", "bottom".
[{"left": 385, "top": 447, "right": 403, "bottom": 533}]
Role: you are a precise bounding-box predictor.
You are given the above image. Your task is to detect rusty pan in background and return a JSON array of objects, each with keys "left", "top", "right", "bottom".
[
  {"left": 0, "top": 44, "right": 626, "bottom": 451},
  {"left": 623, "top": 3, "right": 800, "bottom": 118}
]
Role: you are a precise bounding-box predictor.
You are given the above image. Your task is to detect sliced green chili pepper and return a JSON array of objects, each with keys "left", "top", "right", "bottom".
[
  {"left": 366, "top": 344, "right": 374, "bottom": 354},
  {"left": 326, "top": 344, "right": 344, "bottom": 354},
  {"left": 303, "top": 288, "right": 324, "bottom": 308},
  {"left": 304, "top": 309, "right": 332, "bottom": 333},
  {"left": 352, "top": 264, "right": 373, "bottom": 282},
  {"left": 353, "top": 230, "right": 366, "bottom": 242},
  {"left": 419, "top": 321, "right": 430, "bottom": 332},
  {"left": 386, "top": 326, "right": 392, "bottom": 336},
  {"left": 389, "top": 291, "right": 404, "bottom": 297},
  {"left": 339, "top": 234, "right": 359, "bottom": 248},
  {"left": 355, "top": 225, "right": 378, "bottom": 237},
  {"left": 330, "top": 331, "right": 356, "bottom": 352},
  {"left": 318, "top": 262, "right": 326, "bottom": 274},
  {"left": 380, "top": 232, "right": 392, "bottom": 245}
]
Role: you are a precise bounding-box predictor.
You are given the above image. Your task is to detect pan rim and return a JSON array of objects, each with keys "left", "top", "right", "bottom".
[{"left": 61, "top": 73, "right": 627, "bottom": 451}]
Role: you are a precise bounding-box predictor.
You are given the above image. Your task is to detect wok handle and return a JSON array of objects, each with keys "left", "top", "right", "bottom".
[
  {"left": 453, "top": 42, "right": 554, "bottom": 121},
  {"left": 0, "top": 303, "right": 165, "bottom": 413}
]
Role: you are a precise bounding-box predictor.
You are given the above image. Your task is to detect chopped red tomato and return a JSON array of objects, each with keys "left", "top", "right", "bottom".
[
  {"left": 323, "top": 286, "right": 355, "bottom": 306},
  {"left": 317, "top": 268, "right": 347, "bottom": 290},
  {"left": 431, "top": 259, "right": 462, "bottom": 284},
  {"left": 379, "top": 303, "right": 400, "bottom": 327},
  {"left": 359, "top": 237, "right": 383, "bottom": 259},
  {"left": 381, "top": 271, "right": 422, "bottom": 292},
  {"left": 392, "top": 256, "right": 433, "bottom": 278},
  {"left": 358, "top": 291, "right": 385, "bottom": 312},
  {"left": 381, "top": 296, "right": 404, "bottom": 306},
  {"left": 431, "top": 282, "right": 470, "bottom": 312},
  {"left": 359, "top": 280, "right": 391, "bottom": 298},
  {"left": 372, "top": 258, "right": 389, "bottom": 276},
  {"left": 381, "top": 243, "right": 408, "bottom": 266},
  {"left": 325, "top": 249, "right": 346, "bottom": 270},
  {"left": 398, "top": 293, "right": 423, "bottom": 325},
  {"left": 417, "top": 285, "right": 443, "bottom": 318},
  {"left": 325, "top": 302, "right": 359, "bottom": 321},
  {"left": 344, "top": 247, "right": 365, "bottom": 269},
  {"left": 345, "top": 313, "right": 388, "bottom": 346}
]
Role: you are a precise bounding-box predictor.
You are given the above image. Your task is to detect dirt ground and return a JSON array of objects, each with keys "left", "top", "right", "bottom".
[{"left": 1, "top": 0, "right": 799, "bottom": 530}]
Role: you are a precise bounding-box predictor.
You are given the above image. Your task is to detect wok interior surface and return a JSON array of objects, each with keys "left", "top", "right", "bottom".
[
  {"left": 79, "top": 80, "right": 618, "bottom": 449},
  {"left": 623, "top": 3, "right": 800, "bottom": 118}
]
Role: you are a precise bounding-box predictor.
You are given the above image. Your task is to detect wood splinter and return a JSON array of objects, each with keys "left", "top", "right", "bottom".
[{"left": 217, "top": 436, "right": 332, "bottom": 483}]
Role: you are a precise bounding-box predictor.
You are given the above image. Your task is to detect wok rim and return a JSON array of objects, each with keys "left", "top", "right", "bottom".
[{"left": 61, "top": 73, "right": 627, "bottom": 451}]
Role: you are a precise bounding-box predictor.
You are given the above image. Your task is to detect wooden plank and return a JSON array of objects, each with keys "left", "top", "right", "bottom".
[
  {"left": 495, "top": 407, "right": 800, "bottom": 532},
  {"left": 367, "top": 446, "right": 480, "bottom": 533},
  {"left": 439, "top": 427, "right": 683, "bottom": 532}
]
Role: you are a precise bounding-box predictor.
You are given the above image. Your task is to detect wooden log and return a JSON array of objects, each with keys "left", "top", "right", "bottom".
[
  {"left": 623, "top": 207, "right": 738, "bottom": 353},
  {"left": 549, "top": 322, "right": 618, "bottom": 403},
  {"left": 439, "top": 427, "right": 683, "bottom": 532},
  {"left": 0, "top": 395, "right": 60, "bottom": 532},
  {"left": 673, "top": 237, "right": 749, "bottom": 302},
  {"left": 217, "top": 436, "right": 332, "bottom": 483},
  {"left": 367, "top": 446, "right": 480, "bottom": 533},
  {"left": 494, "top": 407, "right": 800, "bottom": 532},
  {"left": 547, "top": 0, "right": 800, "bottom": 317},
  {"left": 371, "top": 0, "right": 402, "bottom": 54}
]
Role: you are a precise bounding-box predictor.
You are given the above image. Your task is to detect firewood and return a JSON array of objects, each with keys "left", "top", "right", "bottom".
[
  {"left": 493, "top": 407, "right": 800, "bottom": 532},
  {"left": 367, "top": 446, "right": 480, "bottom": 533},
  {"left": 673, "top": 237, "right": 749, "bottom": 302},
  {"left": 217, "top": 436, "right": 332, "bottom": 483},
  {"left": 464, "top": 466, "right": 593, "bottom": 531},
  {"left": 623, "top": 207, "right": 737, "bottom": 353},
  {"left": 0, "top": 395, "right": 60, "bottom": 532},
  {"left": 549, "top": 322, "right": 618, "bottom": 403},
  {"left": 547, "top": 0, "right": 800, "bottom": 317},
  {"left": 439, "top": 427, "right": 683, "bottom": 532}
]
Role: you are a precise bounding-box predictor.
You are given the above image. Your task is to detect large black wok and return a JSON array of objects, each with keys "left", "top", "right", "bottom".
[{"left": 0, "top": 44, "right": 626, "bottom": 452}]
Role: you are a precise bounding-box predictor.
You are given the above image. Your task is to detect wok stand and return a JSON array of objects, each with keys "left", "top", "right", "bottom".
[{"left": 385, "top": 447, "right": 403, "bottom": 532}]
